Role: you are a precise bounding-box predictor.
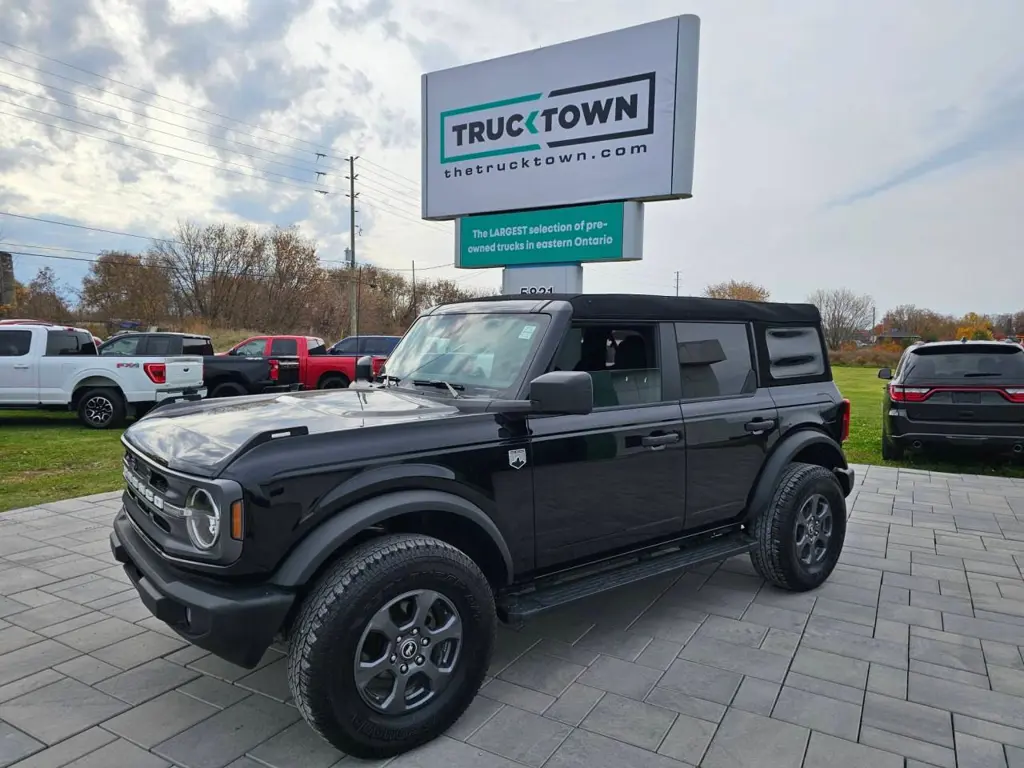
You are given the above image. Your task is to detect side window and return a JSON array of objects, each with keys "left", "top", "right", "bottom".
[
  {"left": 0, "top": 330, "right": 32, "bottom": 356},
  {"left": 270, "top": 338, "right": 298, "bottom": 356},
  {"left": 45, "top": 331, "right": 91, "bottom": 356},
  {"left": 182, "top": 338, "right": 214, "bottom": 356},
  {"left": 146, "top": 336, "right": 177, "bottom": 356},
  {"left": 764, "top": 326, "right": 825, "bottom": 380},
  {"left": 332, "top": 338, "right": 357, "bottom": 354},
  {"left": 361, "top": 337, "right": 397, "bottom": 355},
  {"left": 231, "top": 339, "right": 267, "bottom": 356},
  {"left": 675, "top": 322, "right": 755, "bottom": 399},
  {"left": 100, "top": 336, "right": 141, "bottom": 356},
  {"left": 551, "top": 324, "right": 662, "bottom": 407}
]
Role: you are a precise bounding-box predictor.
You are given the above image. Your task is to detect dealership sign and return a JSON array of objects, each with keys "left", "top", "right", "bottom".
[
  {"left": 421, "top": 15, "right": 700, "bottom": 220},
  {"left": 455, "top": 202, "right": 643, "bottom": 269}
]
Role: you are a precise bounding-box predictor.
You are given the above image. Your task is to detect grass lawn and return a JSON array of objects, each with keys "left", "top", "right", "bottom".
[{"left": 1, "top": 367, "right": 1021, "bottom": 512}]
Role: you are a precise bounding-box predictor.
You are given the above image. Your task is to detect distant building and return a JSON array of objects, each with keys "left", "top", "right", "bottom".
[{"left": 876, "top": 329, "right": 921, "bottom": 344}]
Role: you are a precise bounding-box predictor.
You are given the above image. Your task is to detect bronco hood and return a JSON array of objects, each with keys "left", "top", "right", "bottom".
[{"left": 123, "top": 387, "right": 459, "bottom": 476}]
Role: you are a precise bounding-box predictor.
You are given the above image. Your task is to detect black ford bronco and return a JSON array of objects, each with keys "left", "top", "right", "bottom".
[{"left": 109, "top": 293, "right": 853, "bottom": 758}]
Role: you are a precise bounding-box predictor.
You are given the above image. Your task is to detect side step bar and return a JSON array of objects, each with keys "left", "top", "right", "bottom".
[{"left": 497, "top": 532, "right": 755, "bottom": 622}]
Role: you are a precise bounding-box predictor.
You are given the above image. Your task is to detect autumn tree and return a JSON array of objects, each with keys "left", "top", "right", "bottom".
[
  {"left": 80, "top": 251, "right": 172, "bottom": 324},
  {"left": 703, "top": 280, "right": 770, "bottom": 302},
  {"left": 956, "top": 312, "right": 994, "bottom": 341},
  {"left": 808, "top": 288, "right": 875, "bottom": 349},
  {"left": 18, "top": 267, "right": 72, "bottom": 321},
  {"left": 880, "top": 304, "right": 957, "bottom": 342}
]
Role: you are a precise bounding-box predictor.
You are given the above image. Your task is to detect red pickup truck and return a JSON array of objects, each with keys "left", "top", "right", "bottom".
[{"left": 223, "top": 335, "right": 386, "bottom": 389}]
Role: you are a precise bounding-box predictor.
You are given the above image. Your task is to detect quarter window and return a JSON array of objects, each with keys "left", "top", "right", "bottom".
[
  {"left": 764, "top": 326, "right": 826, "bottom": 380},
  {"left": 674, "top": 322, "right": 755, "bottom": 399}
]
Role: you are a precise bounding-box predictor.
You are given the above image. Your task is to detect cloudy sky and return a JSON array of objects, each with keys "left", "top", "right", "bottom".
[{"left": 0, "top": 0, "right": 1021, "bottom": 317}]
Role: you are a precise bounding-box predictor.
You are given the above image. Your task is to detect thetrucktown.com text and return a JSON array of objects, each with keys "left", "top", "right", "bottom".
[{"left": 443, "top": 144, "right": 648, "bottom": 179}]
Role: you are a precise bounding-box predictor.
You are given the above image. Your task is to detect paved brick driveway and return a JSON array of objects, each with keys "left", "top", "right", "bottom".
[{"left": 3, "top": 465, "right": 1024, "bottom": 767}]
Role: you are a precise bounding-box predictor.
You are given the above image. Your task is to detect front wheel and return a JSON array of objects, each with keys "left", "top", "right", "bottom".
[
  {"left": 750, "top": 462, "right": 846, "bottom": 591},
  {"left": 287, "top": 534, "right": 495, "bottom": 759}
]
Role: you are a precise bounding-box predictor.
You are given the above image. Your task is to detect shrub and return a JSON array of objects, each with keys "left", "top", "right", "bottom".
[{"left": 829, "top": 346, "right": 902, "bottom": 368}]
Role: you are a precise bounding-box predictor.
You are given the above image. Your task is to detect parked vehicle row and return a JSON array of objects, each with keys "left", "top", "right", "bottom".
[{"left": 0, "top": 324, "right": 398, "bottom": 428}]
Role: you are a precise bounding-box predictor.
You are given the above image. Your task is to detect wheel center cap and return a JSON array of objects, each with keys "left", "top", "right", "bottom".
[
  {"left": 808, "top": 520, "right": 819, "bottom": 537},
  {"left": 400, "top": 639, "right": 418, "bottom": 659}
]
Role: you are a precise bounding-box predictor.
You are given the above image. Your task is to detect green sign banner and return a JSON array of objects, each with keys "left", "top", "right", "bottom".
[{"left": 455, "top": 202, "right": 643, "bottom": 269}]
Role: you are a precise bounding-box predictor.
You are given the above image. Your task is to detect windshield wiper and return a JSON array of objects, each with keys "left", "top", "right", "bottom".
[{"left": 412, "top": 379, "right": 464, "bottom": 398}]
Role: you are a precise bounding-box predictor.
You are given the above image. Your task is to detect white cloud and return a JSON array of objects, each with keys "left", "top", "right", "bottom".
[{"left": 0, "top": 0, "right": 1021, "bottom": 314}]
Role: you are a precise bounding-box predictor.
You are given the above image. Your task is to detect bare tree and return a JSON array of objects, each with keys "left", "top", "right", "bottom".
[{"left": 808, "top": 288, "right": 875, "bottom": 349}]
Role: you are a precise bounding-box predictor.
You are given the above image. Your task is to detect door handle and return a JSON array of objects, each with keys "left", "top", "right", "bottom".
[
  {"left": 642, "top": 432, "right": 681, "bottom": 447},
  {"left": 744, "top": 419, "right": 776, "bottom": 434},
  {"left": 13, "top": 364, "right": 29, "bottom": 370}
]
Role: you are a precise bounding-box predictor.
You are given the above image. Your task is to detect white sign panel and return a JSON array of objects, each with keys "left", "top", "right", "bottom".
[
  {"left": 421, "top": 15, "right": 700, "bottom": 220},
  {"left": 501, "top": 265, "right": 583, "bottom": 296}
]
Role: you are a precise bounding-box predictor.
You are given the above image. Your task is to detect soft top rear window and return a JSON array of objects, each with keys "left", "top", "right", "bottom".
[{"left": 906, "top": 345, "right": 1024, "bottom": 380}]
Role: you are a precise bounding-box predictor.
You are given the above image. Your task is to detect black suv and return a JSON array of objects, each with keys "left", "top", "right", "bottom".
[
  {"left": 109, "top": 294, "right": 853, "bottom": 759},
  {"left": 879, "top": 338, "right": 1024, "bottom": 459}
]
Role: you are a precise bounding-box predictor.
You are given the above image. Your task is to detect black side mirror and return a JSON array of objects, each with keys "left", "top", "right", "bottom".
[
  {"left": 355, "top": 355, "right": 373, "bottom": 382},
  {"left": 877, "top": 368, "right": 892, "bottom": 380},
  {"left": 529, "top": 371, "right": 593, "bottom": 415}
]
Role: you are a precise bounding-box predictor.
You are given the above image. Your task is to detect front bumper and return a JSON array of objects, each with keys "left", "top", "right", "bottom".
[{"left": 110, "top": 510, "right": 294, "bottom": 669}]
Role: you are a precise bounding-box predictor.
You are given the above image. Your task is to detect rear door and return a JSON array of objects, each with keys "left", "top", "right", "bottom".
[
  {"left": 676, "top": 321, "right": 779, "bottom": 531},
  {"left": 0, "top": 329, "right": 37, "bottom": 402},
  {"left": 269, "top": 337, "right": 302, "bottom": 384},
  {"left": 897, "top": 345, "right": 1024, "bottom": 433}
]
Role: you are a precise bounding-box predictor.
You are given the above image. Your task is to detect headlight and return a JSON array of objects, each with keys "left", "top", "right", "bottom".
[{"left": 185, "top": 488, "right": 220, "bottom": 550}]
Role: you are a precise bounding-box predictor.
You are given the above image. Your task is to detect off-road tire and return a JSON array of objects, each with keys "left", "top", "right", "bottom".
[
  {"left": 287, "top": 533, "right": 496, "bottom": 759},
  {"left": 750, "top": 462, "right": 846, "bottom": 591},
  {"left": 209, "top": 382, "right": 247, "bottom": 398},
  {"left": 881, "top": 436, "right": 904, "bottom": 461},
  {"left": 76, "top": 387, "right": 126, "bottom": 429},
  {"left": 318, "top": 373, "right": 350, "bottom": 389}
]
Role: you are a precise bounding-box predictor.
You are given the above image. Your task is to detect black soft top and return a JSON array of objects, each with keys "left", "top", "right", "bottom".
[{"left": 465, "top": 293, "right": 821, "bottom": 324}]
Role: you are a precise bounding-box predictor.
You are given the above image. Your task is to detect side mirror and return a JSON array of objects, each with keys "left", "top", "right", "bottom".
[
  {"left": 877, "top": 368, "right": 892, "bottom": 380},
  {"left": 355, "top": 355, "right": 373, "bottom": 382},
  {"left": 528, "top": 371, "right": 593, "bottom": 415}
]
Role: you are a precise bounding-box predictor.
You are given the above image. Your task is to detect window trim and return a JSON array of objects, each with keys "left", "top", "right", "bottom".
[{"left": 674, "top": 320, "right": 758, "bottom": 402}]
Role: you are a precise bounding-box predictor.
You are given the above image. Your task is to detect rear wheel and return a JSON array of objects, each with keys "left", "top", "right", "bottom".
[
  {"left": 209, "top": 382, "right": 247, "bottom": 398},
  {"left": 76, "top": 388, "right": 126, "bottom": 429},
  {"left": 287, "top": 534, "right": 495, "bottom": 759},
  {"left": 319, "top": 373, "right": 350, "bottom": 389},
  {"left": 750, "top": 462, "right": 846, "bottom": 591},
  {"left": 881, "top": 436, "right": 904, "bottom": 461}
]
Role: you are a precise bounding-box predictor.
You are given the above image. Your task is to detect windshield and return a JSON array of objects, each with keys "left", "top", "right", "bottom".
[
  {"left": 905, "top": 346, "right": 1024, "bottom": 382},
  {"left": 383, "top": 312, "right": 550, "bottom": 396}
]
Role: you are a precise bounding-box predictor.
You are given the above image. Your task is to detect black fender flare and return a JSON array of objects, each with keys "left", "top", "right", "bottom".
[
  {"left": 744, "top": 429, "right": 848, "bottom": 525},
  {"left": 269, "top": 489, "right": 514, "bottom": 588}
]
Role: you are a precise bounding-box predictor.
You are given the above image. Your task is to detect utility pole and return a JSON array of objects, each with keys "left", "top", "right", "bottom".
[
  {"left": 347, "top": 156, "right": 360, "bottom": 338},
  {"left": 411, "top": 260, "right": 417, "bottom": 317},
  {"left": 674, "top": 271, "right": 681, "bottom": 297}
]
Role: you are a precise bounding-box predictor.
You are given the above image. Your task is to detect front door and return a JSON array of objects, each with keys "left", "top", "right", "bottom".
[
  {"left": 0, "top": 329, "right": 37, "bottom": 403},
  {"left": 674, "top": 321, "right": 779, "bottom": 530},
  {"left": 530, "top": 322, "right": 687, "bottom": 570}
]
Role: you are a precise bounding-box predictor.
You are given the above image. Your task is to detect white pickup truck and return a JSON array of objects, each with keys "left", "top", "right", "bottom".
[{"left": 0, "top": 323, "right": 206, "bottom": 428}]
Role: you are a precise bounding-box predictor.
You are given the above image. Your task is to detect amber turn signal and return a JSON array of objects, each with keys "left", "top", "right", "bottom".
[{"left": 230, "top": 500, "right": 244, "bottom": 540}]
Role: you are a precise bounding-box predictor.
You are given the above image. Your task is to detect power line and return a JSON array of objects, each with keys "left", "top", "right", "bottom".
[{"left": 0, "top": 41, "right": 421, "bottom": 182}]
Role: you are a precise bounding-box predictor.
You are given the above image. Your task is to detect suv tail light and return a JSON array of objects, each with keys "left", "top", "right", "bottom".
[
  {"left": 144, "top": 362, "right": 166, "bottom": 384},
  {"left": 268, "top": 359, "right": 279, "bottom": 381},
  {"left": 840, "top": 398, "right": 850, "bottom": 442},
  {"left": 889, "top": 385, "right": 931, "bottom": 402},
  {"left": 1006, "top": 388, "right": 1024, "bottom": 404}
]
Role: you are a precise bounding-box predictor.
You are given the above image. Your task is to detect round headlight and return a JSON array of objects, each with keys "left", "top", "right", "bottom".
[{"left": 185, "top": 488, "right": 220, "bottom": 550}]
